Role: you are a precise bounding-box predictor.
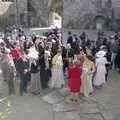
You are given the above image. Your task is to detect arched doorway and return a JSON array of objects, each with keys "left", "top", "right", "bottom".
[
  {"left": 94, "top": 15, "right": 105, "bottom": 30},
  {"left": 49, "top": 0, "right": 62, "bottom": 28}
]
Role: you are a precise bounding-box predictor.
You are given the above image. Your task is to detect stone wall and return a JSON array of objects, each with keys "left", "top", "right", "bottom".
[
  {"left": 62, "top": 0, "right": 120, "bottom": 30},
  {"left": 0, "top": 0, "right": 28, "bottom": 26},
  {"left": 1, "top": 0, "right": 120, "bottom": 29},
  {"left": 28, "top": 0, "right": 52, "bottom": 27},
  {"left": 63, "top": 0, "right": 102, "bottom": 29}
]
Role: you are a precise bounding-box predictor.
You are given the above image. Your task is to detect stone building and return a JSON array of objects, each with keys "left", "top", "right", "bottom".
[
  {"left": 62, "top": 0, "right": 120, "bottom": 30},
  {"left": 0, "top": 0, "right": 120, "bottom": 30},
  {"left": 27, "top": 0, "right": 52, "bottom": 27},
  {"left": 0, "top": 0, "right": 28, "bottom": 27},
  {"left": 27, "top": 0, "right": 62, "bottom": 27}
]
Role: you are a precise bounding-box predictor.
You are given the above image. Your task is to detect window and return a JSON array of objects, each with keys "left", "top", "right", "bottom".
[
  {"left": 20, "top": 13, "right": 25, "bottom": 25},
  {"left": 96, "top": 0, "right": 102, "bottom": 9},
  {"left": 9, "top": 14, "right": 16, "bottom": 25}
]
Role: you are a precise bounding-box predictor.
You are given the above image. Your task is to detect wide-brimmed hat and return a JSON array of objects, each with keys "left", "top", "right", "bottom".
[
  {"left": 52, "top": 39, "right": 56, "bottom": 43},
  {"left": 0, "top": 39, "right": 4, "bottom": 43},
  {"left": 96, "top": 50, "right": 106, "bottom": 58},
  {"left": 4, "top": 48, "right": 10, "bottom": 54},
  {"left": 100, "top": 45, "right": 107, "bottom": 50}
]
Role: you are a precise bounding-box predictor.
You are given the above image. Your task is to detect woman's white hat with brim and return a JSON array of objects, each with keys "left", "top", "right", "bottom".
[
  {"left": 96, "top": 50, "right": 106, "bottom": 58},
  {"left": 4, "top": 48, "right": 10, "bottom": 54}
]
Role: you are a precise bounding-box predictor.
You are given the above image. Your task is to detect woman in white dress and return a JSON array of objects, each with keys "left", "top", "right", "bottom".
[
  {"left": 93, "top": 51, "right": 108, "bottom": 87},
  {"left": 49, "top": 49, "right": 64, "bottom": 88}
]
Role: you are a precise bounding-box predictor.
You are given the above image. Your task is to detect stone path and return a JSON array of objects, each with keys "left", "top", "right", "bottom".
[
  {"left": 42, "top": 70, "right": 120, "bottom": 120},
  {"left": 0, "top": 70, "right": 120, "bottom": 120}
]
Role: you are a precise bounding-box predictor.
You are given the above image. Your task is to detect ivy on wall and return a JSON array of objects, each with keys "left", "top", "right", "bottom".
[
  {"left": 0, "top": 97, "right": 11, "bottom": 120},
  {"left": 0, "top": 14, "right": 9, "bottom": 30},
  {"left": 51, "top": 0, "right": 62, "bottom": 16}
]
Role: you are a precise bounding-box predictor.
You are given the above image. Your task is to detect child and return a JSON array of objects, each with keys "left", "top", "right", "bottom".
[{"left": 66, "top": 60, "right": 82, "bottom": 103}]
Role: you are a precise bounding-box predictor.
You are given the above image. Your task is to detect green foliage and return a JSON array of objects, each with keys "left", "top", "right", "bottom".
[
  {"left": 51, "top": 0, "right": 62, "bottom": 16},
  {"left": 0, "top": 113, "right": 4, "bottom": 120},
  {"left": 0, "top": 14, "right": 9, "bottom": 30},
  {"left": 0, "top": 97, "right": 12, "bottom": 120},
  {"left": 28, "top": 0, "right": 37, "bottom": 14}
]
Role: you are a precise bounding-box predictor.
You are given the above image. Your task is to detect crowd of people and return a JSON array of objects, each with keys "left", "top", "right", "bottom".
[{"left": 0, "top": 26, "right": 120, "bottom": 103}]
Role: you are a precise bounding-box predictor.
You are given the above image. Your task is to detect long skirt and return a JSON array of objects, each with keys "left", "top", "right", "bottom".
[
  {"left": 40, "top": 68, "right": 50, "bottom": 89},
  {"left": 49, "top": 67, "right": 64, "bottom": 88},
  {"left": 81, "top": 73, "right": 93, "bottom": 97},
  {"left": 1, "top": 64, "right": 9, "bottom": 81},
  {"left": 29, "top": 72, "right": 41, "bottom": 94},
  {"left": 93, "top": 68, "right": 106, "bottom": 87}
]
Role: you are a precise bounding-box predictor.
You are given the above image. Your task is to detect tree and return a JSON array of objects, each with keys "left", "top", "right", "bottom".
[
  {"left": 106, "top": 0, "right": 112, "bottom": 8},
  {"left": 0, "top": 14, "right": 9, "bottom": 30},
  {"left": 51, "top": 0, "right": 62, "bottom": 16}
]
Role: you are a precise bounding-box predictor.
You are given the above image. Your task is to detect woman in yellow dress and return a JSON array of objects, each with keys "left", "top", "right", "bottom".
[
  {"left": 49, "top": 49, "right": 64, "bottom": 88},
  {"left": 81, "top": 54, "right": 96, "bottom": 97}
]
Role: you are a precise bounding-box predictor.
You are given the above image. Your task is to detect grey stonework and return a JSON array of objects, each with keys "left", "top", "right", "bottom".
[
  {"left": 28, "top": 0, "right": 52, "bottom": 27},
  {"left": 0, "top": 0, "right": 120, "bottom": 29},
  {"left": 62, "top": 0, "right": 120, "bottom": 30},
  {"left": 0, "top": 0, "right": 28, "bottom": 27}
]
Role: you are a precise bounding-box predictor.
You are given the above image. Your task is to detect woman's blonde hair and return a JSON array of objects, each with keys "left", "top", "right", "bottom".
[{"left": 77, "top": 55, "right": 84, "bottom": 67}]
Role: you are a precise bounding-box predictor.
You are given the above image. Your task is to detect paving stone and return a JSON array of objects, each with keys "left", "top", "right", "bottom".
[
  {"left": 98, "top": 102, "right": 120, "bottom": 112},
  {"left": 59, "top": 88, "right": 69, "bottom": 97},
  {"left": 0, "top": 102, "right": 5, "bottom": 112},
  {"left": 42, "top": 91, "right": 64, "bottom": 104},
  {"left": 79, "top": 103, "right": 100, "bottom": 114},
  {"left": 53, "top": 101, "right": 80, "bottom": 112},
  {"left": 54, "top": 111, "right": 80, "bottom": 120},
  {"left": 101, "top": 110, "right": 120, "bottom": 120},
  {"left": 80, "top": 113, "right": 103, "bottom": 120}
]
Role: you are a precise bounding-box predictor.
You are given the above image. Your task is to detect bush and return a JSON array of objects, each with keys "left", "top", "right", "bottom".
[
  {"left": 0, "top": 14, "right": 9, "bottom": 31},
  {"left": 0, "top": 97, "right": 11, "bottom": 120}
]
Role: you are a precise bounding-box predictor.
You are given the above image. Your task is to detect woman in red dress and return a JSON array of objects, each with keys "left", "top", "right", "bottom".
[{"left": 67, "top": 60, "right": 82, "bottom": 103}]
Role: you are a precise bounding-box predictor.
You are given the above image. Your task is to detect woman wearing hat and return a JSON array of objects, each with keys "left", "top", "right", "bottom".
[{"left": 93, "top": 50, "right": 108, "bottom": 88}]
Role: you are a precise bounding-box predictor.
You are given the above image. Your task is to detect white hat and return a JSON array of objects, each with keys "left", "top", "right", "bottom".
[
  {"left": 20, "top": 36, "right": 25, "bottom": 41},
  {"left": 4, "top": 48, "right": 10, "bottom": 54},
  {"left": 40, "top": 36, "right": 47, "bottom": 39},
  {"left": 96, "top": 51, "right": 106, "bottom": 58},
  {"left": 28, "top": 47, "right": 38, "bottom": 59},
  {"left": 52, "top": 39, "right": 56, "bottom": 43},
  {"left": 100, "top": 45, "right": 107, "bottom": 50},
  {"left": 0, "top": 39, "right": 4, "bottom": 43},
  {"left": 36, "top": 35, "right": 40, "bottom": 38}
]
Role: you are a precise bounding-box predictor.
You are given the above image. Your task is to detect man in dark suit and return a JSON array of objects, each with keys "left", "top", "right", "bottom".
[{"left": 67, "top": 31, "right": 73, "bottom": 47}]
